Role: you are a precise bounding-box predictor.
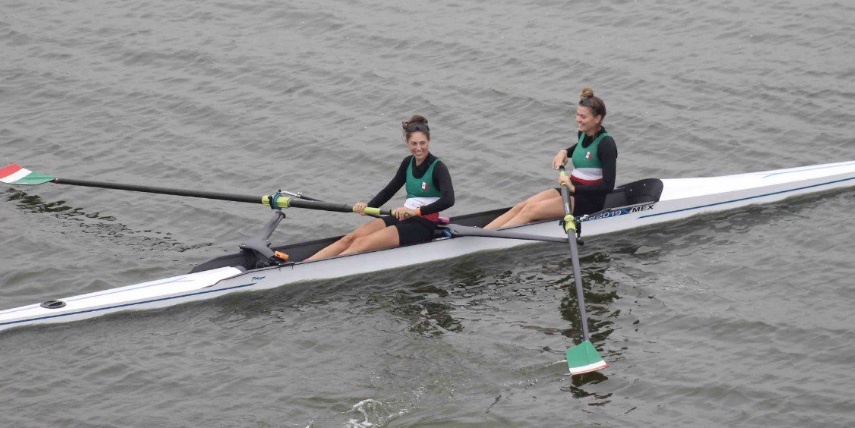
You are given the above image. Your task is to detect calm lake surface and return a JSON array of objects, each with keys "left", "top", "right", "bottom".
[{"left": 2, "top": 0, "right": 854, "bottom": 426}]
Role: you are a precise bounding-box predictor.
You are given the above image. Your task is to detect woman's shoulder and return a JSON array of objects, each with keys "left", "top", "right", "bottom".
[
  {"left": 598, "top": 135, "right": 617, "bottom": 158},
  {"left": 598, "top": 128, "right": 617, "bottom": 145}
]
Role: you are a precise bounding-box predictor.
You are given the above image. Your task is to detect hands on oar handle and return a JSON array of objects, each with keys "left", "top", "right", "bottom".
[
  {"left": 359, "top": 204, "right": 412, "bottom": 219},
  {"left": 262, "top": 194, "right": 395, "bottom": 216},
  {"left": 558, "top": 166, "right": 577, "bottom": 234},
  {"left": 558, "top": 165, "right": 575, "bottom": 193}
]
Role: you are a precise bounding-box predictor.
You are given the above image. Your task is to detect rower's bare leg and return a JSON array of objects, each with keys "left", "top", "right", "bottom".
[
  {"left": 498, "top": 195, "right": 566, "bottom": 228},
  {"left": 485, "top": 189, "right": 564, "bottom": 229},
  {"left": 339, "top": 225, "right": 400, "bottom": 256},
  {"left": 305, "top": 218, "right": 387, "bottom": 261}
]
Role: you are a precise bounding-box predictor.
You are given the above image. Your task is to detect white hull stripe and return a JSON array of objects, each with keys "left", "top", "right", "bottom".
[
  {"left": 0, "top": 282, "right": 257, "bottom": 328},
  {"left": 640, "top": 176, "right": 855, "bottom": 219}
]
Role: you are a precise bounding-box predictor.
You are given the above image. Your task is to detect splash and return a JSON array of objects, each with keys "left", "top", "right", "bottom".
[{"left": 345, "top": 398, "right": 408, "bottom": 428}]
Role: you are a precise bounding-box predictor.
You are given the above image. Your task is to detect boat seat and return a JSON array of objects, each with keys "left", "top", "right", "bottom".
[
  {"left": 602, "top": 178, "right": 663, "bottom": 209},
  {"left": 602, "top": 190, "right": 627, "bottom": 209}
]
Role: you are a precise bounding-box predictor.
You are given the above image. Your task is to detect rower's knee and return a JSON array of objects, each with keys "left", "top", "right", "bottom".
[
  {"left": 337, "top": 233, "right": 358, "bottom": 248},
  {"left": 517, "top": 204, "right": 538, "bottom": 219},
  {"left": 510, "top": 201, "right": 527, "bottom": 212},
  {"left": 348, "top": 235, "right": 371, "bottom": 251}
]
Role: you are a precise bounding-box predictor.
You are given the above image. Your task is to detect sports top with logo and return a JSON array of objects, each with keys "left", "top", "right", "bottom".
[
  {"left": 559, "top": 127, "right": 618, "bottom": 215},
  {"left": 570, "top": 131, "right": 609, "bottom": 185},
  {"left": 404, "top": 157, "right": 442, "bottom": 221},
  {"left": 367, "top": 153, "right": 455, "bottom": 246}
]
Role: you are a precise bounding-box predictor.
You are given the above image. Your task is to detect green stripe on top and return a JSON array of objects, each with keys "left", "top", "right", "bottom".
[
  {"left": 405, "top": 157, "right": 442, "bottom": 198},
  {"left": 571, "top": 132, "right": 610, "bottom": 170}
]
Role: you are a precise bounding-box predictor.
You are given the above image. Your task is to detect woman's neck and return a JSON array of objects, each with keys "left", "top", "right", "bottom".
[
  {"left": 585, "top": 126, "right": 602, "bottom": 137},
  {"left": 414, "top": 153, "right": 430, "bottom": 166}
]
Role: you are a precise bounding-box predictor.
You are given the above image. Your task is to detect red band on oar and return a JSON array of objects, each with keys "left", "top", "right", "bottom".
[{"left": 0, "top": 164, "right": 23, "bottom": 180}]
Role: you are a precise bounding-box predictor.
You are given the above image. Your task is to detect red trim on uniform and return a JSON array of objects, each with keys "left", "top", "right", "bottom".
[
  {"left": 570, "top": 175, "right": 604, "bottom": 186},
  {"left": 420, "top": 212, "right": 440, "bottom": 222},
  {"left": 0, "top": 164, "right": 23, "bottom": 180}
]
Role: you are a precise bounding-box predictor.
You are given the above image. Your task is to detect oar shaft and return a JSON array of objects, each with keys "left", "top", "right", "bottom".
[
  {"left": 54, "top": 177, "right": 395, "bottom": 216},
  {"left": 442, "top": 223, "right": 567, "bottom": 243},
  {"left": 54, "top": 178, "right": 262, "bottom": 204},
  {"left": 559, "top": 166, "right": 592, "bottom": 342}
]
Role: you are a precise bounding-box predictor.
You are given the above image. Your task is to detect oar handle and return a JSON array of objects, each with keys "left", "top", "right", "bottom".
[
  {"left": 557, "top": 167, "right": 575, "bottom": 233},
  {"left": 262, "top": 194, "right": 395, "bottom": 216}
]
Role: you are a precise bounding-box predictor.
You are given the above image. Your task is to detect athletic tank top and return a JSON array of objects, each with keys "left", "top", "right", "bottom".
[
  {"left": 405, "top": 157, "right": 442, "bottom": 221},
  {"left": 570, "top": 132, "right": 610, "bottom": 185}
]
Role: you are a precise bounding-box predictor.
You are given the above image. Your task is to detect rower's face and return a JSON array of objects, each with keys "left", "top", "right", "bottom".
[
  {"left": 576, "top": 106, "right": 602, "bottom": 134},
  {"left": 406, "top": 132, "right": 430, "bottom": 163}
]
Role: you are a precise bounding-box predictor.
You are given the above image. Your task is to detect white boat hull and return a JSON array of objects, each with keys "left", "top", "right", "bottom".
[{"left": 2, "top": 161, "right": 854, "bottom": 332}]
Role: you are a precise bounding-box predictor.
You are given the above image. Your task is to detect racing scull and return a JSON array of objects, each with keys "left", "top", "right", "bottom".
[{"left": 1, "top": 160, "right": 854, "bottom": 333}]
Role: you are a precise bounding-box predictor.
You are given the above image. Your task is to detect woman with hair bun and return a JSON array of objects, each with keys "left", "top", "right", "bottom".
[
  {"left": 306, "top": 115, "right": 455, "bottom": 260},
  {"left": 485, "top": 87, "right": 617, "bottom": 229}
]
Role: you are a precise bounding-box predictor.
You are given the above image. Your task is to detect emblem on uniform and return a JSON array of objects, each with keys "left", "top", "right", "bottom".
[
  {"left": 586, "top": 152, "right": 593, "bottom": 160},
  {"left": 422, "top": 182, "right": 428, "bottom": 190}
]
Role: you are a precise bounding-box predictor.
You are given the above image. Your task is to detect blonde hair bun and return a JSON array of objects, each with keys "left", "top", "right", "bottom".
[{"left": 579, "top": 86, "right": 594, "bottom": 99}]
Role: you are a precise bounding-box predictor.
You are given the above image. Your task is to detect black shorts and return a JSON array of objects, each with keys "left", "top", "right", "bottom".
[
  {"left": 382, "top": 215, "right": 438, "bottom": 246},
  {"left": 554, "top": 188, "right": 606, "bottom": 216}
]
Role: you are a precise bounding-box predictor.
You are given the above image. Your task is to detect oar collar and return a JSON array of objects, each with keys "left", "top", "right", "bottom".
[{"left": 263, "top": 192, "right": 291, "bottom": 210}]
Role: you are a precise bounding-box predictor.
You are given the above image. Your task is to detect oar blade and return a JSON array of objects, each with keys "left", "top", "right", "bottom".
[
  {"left": 0, "top": 164, "right": 55, "bottom": 185},
  {"left": 566, "top": 340, "right": 607, "bottom": 375}
]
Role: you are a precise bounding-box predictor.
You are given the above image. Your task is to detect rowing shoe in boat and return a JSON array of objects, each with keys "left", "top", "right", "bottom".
[{"left": 1, "top": 160, "right": 854, "bottom": 333}]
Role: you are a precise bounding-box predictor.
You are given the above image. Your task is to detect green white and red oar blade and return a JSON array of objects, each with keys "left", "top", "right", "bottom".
[
  {"left": 558, "top": 166, "right": 607, "bottom": 375},
  {"left": 566, "top": 340, "right": 608, "bottom": 375},
  {"left": 0, "top": 164, "right": 56, "bottom": 185}
]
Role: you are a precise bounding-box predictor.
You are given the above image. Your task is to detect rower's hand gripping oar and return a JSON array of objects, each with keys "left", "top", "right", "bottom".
[
  {"left": 0, "top": 164, "right": 395, "bottom": 216},
  {"left": 559, "top": 166, "right": 608, "bottom": 375},
  {"left": 262, "top": 193, "right": 393, "bottom": 216}
]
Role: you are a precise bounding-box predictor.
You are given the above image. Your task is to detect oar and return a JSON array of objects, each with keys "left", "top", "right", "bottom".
[
  {"left": 558, "top": 166, "right": 607, "bottom": 375},
  {"left": 441, "top": 223, "right": 567, "bottom": 243},
  {"left": 0, "top": 163, "right": 394, "bottom": 216}
]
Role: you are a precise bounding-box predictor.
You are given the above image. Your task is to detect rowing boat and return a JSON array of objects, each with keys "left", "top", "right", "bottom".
[{"left": 2, "top": 160, "right": 854, "bottom": 333}]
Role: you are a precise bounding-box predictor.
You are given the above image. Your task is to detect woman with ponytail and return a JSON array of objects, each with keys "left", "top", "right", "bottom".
[
  {"left": 306, "top": 115, "right": 455, "bottom": 260},
  {"left": 485, "top": 87, "right": 617, "bottom": 229}
]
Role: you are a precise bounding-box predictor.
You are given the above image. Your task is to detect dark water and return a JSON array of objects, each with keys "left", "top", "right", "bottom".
[{"left": 2, "top": 0, "right": 854, "bottom": 426}]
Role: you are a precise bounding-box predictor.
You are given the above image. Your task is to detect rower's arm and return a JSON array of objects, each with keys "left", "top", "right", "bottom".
[
  {"left": 564, "top": 143, "right": 578, "bottom": 161},
  {"left": 367, "top": 157, "right": 409, "bottom": 208}
]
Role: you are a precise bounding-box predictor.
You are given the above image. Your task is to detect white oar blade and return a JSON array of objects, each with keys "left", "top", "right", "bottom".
[{"left": 566, "top": 340, "right": 607, "bottom": 375}]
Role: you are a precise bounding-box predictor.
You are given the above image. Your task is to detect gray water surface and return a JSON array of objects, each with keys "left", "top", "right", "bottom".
[{"left": 2, "top": 1, "right": 854, "bottom": 426}]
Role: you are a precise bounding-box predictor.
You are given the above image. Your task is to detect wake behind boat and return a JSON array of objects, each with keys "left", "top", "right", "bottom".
[{"left": 2, "top": 160, "right": 854, "bottom": 333}]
